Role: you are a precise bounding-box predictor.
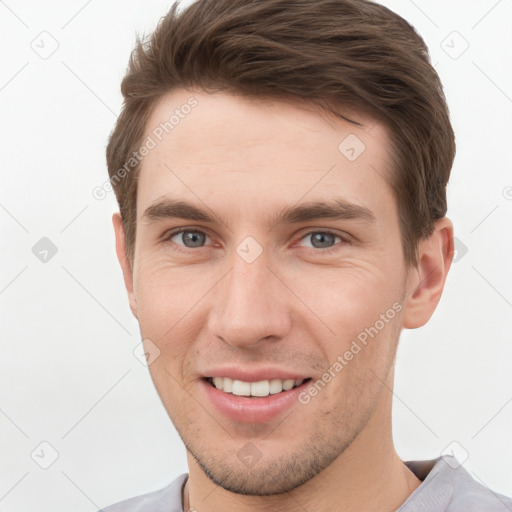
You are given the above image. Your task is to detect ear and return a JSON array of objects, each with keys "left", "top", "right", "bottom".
[
  {"left": 401, "top": 217, "right": 454, "bottom": 329},
  {"left": 112, "top": 213, "right": 138, "bottom": 319}
]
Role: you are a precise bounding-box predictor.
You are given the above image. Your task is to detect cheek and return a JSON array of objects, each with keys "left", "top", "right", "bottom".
[
  {"left": 133, "top": 255, "right": 211, "bottom": 336},
  {"left": 285, "top": 261, "right": 405, "bottom": 391},
  {"left": 288, "top": 258, "right": 403, "bottom": 337},
  {"left": 131, "top": 265, "right": 208, "bottom": 391}
]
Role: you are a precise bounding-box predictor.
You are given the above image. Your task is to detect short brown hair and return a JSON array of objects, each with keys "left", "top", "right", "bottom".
[{"left": 106, "top": 0, "right": 455, "bottom": 266}]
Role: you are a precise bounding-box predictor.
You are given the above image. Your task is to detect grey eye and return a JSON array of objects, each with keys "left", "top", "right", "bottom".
[
  {"left": 172, "top": 230, "right": 207, "bottom": 248},
  {"left": 301, "top": 232, "right": 341, "bottom": 249}
]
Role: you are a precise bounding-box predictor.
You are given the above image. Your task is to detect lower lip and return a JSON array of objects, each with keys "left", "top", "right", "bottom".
[{"left": 200, "top": 379, "right": 310, "bottom": 423}]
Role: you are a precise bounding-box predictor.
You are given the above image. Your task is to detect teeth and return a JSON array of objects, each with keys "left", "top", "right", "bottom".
[
  {"left": 269, "top": 379, "right": 283, "bottom": 394},
  {"left": 282, "top": 379, "right": 294, "bottom": 391},
  {"left": 249, "top": 380, "right": 269, "bottom": 397},
  {"left": 223, "top": 377, "right": 233, "bottom": 393},
  {"left": 231, "top": 380, "right": 250, "bottom": 396},
  {"left": 210, "top": 377, "right": 305, "bottom": 397}
]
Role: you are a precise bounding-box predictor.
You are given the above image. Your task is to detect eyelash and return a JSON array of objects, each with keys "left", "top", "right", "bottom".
[{"left": 162, "top": 227, "right": 349, "bottom": 255}]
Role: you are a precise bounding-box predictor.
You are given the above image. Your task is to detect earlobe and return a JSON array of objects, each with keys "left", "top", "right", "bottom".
[
  {"left": 112, "top": 213, "right": 138, "bottom": 319},
  {"left": 401, "top": 217, "right": 454, "bottom": 329}
]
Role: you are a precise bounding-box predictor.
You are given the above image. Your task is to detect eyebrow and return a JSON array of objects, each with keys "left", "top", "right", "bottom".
[
  {"left": 270, "top": 199, "right": 375, "bottom": 228},
  {"left": 143, "top": 200, "right": 218, "bottom": 224},
  {"left": 142, "top": 197, "right": 376, "bottom": 229}
]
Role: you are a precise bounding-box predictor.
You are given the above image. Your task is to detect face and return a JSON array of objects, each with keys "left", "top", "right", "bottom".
[{"left": 116, "top": 88, "right": 425, "bottom": 495}]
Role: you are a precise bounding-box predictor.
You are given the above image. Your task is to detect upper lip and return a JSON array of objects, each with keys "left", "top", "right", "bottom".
[{"left": 202, "top": 366, "right": 310, "bottom": 382}]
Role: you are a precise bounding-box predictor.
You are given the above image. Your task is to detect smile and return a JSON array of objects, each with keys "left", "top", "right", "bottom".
[{"left": 207, "top": 377, "right": 309, "bottom": 397}]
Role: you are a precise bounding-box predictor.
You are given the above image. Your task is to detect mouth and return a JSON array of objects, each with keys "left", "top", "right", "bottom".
[
  {"left": 200, "top": 374, "right": 313, "bottom": 423},
  {"left": 204, "top": 376, "right": 312, "bottom": 398}
]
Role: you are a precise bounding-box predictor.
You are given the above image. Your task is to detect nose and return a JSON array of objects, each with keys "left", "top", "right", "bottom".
[{"left": 207, "top": 245, "right": 292, "bottom": 349}]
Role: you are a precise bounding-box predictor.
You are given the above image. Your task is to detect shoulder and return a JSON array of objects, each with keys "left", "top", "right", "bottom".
[
  {"left": 98, "top": 473, "right": 188, "bottom": 512},
  {"left": 400, "top": 456, "right": 512, "bottom": 512},
  {"left": 443, "top": 461, "right": 512, "bottom": 512}
]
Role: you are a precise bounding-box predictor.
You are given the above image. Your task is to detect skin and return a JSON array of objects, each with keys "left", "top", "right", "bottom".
[{"left": 114, "top": 88, "right": 454, "bottom": 511}]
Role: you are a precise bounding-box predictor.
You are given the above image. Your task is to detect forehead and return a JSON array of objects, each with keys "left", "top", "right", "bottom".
[{"left": 136, "top": 88, "right": 396, "bottom": 226}]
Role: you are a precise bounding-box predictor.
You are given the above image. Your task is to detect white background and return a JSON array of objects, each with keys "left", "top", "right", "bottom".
[{"left": 1, "top": 1, "right": 511, "bottom": 510}]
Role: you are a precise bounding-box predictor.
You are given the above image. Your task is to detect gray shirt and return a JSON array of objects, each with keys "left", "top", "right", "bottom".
[{"left": 99, "top": 455, "right": 512, "bottom": 511}]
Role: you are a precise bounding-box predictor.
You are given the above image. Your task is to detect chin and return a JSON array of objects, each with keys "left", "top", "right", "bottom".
[{"left": 183, "top": 432, "right": 348, "bottom": 496}]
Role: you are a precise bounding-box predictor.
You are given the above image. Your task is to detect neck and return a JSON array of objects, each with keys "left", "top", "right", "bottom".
[{"left": 184, "top": 372, "right": 422, "bottom": 512}]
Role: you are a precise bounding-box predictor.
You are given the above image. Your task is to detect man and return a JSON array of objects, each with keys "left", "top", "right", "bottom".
[{"left": 101, "top": 0, "right": 512, "bottom": 510}]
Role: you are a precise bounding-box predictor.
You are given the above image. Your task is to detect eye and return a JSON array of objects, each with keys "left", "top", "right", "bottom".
[
  {"left": 163, "top": 228, "right": 348, "bottom": 253},
  {"left": 166, "top": 229, "right": 210, "bottom": 249},
  {"left": 297, "top": 230, "right": 345, "bottom": 251}
]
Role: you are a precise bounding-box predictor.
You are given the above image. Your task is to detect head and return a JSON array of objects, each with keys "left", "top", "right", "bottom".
[{"left": 108, "top": 0, "right": 455, "bottom": 496}]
